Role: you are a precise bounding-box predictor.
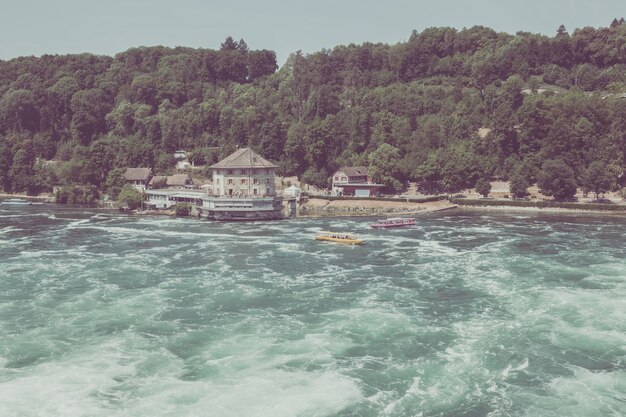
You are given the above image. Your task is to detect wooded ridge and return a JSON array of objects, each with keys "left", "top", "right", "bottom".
[{"left": 1, "top": 21, "right": 626, "bottom": 201}]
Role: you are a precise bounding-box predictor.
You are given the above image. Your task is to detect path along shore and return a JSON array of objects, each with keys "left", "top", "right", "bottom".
[
  {"left": 455, "top": 204, "right": 626, "bottom": 215},
  {"left": 298, "top": 198, "right": 457, "bottom": 217},
  {"left": 0, "top": 192, "right": 50, "bottom": 200},
  {"left": 297, "top": 197, "right": 626, "bottom": 217},
  {"left": 2, "top": 193, "right": 625, "bottom": 218}
]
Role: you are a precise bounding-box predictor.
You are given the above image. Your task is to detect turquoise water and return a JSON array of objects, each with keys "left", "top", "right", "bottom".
[{"left": 1, "top": 206, "right": 625, "bottom": 417}]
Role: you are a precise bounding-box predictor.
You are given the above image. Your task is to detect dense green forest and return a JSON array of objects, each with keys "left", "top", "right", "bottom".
[{"left": 1, "top": 21, "right": 626, "bottom": 200}]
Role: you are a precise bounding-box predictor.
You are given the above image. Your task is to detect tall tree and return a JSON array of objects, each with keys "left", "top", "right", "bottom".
[
  {"left": 368, "top": 143, "right": 403, "bottom": 192},
  {"left": 537, "top": 159, "right": 578, "bottom": 200},
  {"left": 580, "top": 161, "right": 617, "bottom": 199},
  {"left": 220, "top": 36, "right": 239, "bottom": 51},
  {"left": 475, "top": 177, "right": 491, "bottom": 197},
  {"left": 0, "top": 142, "right": 13, "bottom": 191},
  {"left": 509, "top": 170, "right": 530, "bottom": 198}
]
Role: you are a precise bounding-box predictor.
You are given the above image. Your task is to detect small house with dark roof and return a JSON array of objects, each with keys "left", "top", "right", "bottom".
[
  {"left": 332, "top": 166, "right": 384, "bottom": 197},
  {"left": 124, "top": 168, "right": 153, "bottom": 190},
  {"left": 168, "top": 174, "right": 193, "bottom": 188},
  {"left": 149, "top": 173, "right": 193, "bottom": 189}
]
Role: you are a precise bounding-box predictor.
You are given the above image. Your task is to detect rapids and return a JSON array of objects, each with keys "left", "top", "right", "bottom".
[{"left": 1, "top": 205, "right": 625, "bottom": 416}]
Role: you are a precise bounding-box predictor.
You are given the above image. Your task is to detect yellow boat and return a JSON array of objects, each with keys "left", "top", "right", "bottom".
[{"left": 315, "top": 231, "right": 364, "bottom": 245}]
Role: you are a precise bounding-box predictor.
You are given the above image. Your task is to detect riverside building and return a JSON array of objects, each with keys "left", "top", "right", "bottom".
[
  {"left": 331, "top": 166, "right": 384, "bottom": 197},
  {"left": 196, "top": 148, "right": 283, "bottom": 220}
]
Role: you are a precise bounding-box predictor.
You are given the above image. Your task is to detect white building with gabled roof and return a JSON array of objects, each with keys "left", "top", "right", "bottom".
[
  {"left": 210, "top": 147, "right": 277, "bottom": 197},
  {"left": 124, "top": 167, "right": 153, "bottom": 191},
  {"left": 197, "top": 148, "right": 283, "bottom": 220},
  {"left": 331, "top": 166, "right": 384, "bottom": 197}
]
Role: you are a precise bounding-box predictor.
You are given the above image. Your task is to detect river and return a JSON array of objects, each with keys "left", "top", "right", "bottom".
[{"left": 1, "top": 205, "right": 624, "bottom": 416}]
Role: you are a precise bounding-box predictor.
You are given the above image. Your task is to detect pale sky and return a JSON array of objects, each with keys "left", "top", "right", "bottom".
[{"left": 0, "top": 0, "right": 623, "bottom": 65}]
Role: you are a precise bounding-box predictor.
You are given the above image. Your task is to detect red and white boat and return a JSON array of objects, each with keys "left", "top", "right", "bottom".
[{"left": 370, "top": 217, "right": 416, "bottom": 228}]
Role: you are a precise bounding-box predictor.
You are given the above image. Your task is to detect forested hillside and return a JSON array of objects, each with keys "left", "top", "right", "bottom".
[{"left": 1, "top": 21, "right": 626, "bottom": 198}]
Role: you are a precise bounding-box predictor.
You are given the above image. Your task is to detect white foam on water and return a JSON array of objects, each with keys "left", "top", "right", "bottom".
[
  {"left": 522, "top": 366, "right": 626, "bottom": 416},
  {"left": 67, "top": 218, "right": 91, "bottom": 228},
  {"left": 500, "top": 357, "right": 529, "bottom": 378},
  {"left": 379, "top": 376, "right": 453, "bottom": 417},
  {"left": 16, "top": 246, "right": 89, "bottom": 260},
  {"left": 373, "top": 234, "right": 422, "bottom": 248},
  {"left": 73, "top": 224, "right": 270, "bottom": 242},
  {"left": 581, "top": 261, "right": 626, "bottom": 287},
  {"left": 414, "top": 238, "right": 463, "bottom": 256},
  {"left": 116, "top": 369, "right": 363, "bottom": 417},
  {"left": 0, "top": 225, "right": 19, "bottom": 235},
  {"left": 90, "top": 214, "right": 112, "bottom": 220},
  {"left": 301, "top": 332, "right": 358, "bottom": 357},
  {"left": 457, "top": 225, "right": 500, "bottom": 235},
  {"left": 271, "top": 241, "right": 316, "bottom": 257},
  {"left": 3, "top": 208, "right": 626, "bottom": 416},
  {"left": 0, "top": 338, "right": 138, "bottom": 417},
  {"left": 0, "top": 213, "right": 33, "bottom": 219},
  {"left": 320, "top": 306, "right": 419, "bottom": 346},
  {"left": 390, "top": 307, "right": 533, "bottom": 416},
  {"left": 140, "top": 330, "right": 367, "bottom": 417},
  {"left": 539, "top": 288, "right": 626, "bottom": 354}
]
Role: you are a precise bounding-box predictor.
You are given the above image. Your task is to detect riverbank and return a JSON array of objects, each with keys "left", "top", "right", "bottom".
[
  {"left": 450, "top": 198, "right": 626, "bottom": 215},
  {"left": 457, "top": 205, "right": 626, "bottom": 215},
  {"left": 297, "top": 196, "right": 626, "bottom": 218},
  {"left": 298, "top": 198, "right": 457, "bottom": 217},
  {"left": 0, "top": 192, "right": 51, "bottom": 201},
  {"left": 6, "top": 193, "right": 624, "bottom": 219}
]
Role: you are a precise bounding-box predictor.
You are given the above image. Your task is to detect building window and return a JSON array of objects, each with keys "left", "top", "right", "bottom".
[
  {"left": 228, "top": 179, "right": 233, "bottom": 184},
  {"left": 241, "top": 179, "right": 246, "bottom": 184},
  {"left": 240, "top": 169, "right": 247, "bottom": 175},
  {"left": 253, "top": 178, "right": 258, "bottom": 184},
  {"left": 253, "top": 189, "right": 257, "bottom": 195},
  {"left": 227, "top": 169, "right": 233, "bottom": 175},
  {"left": 334, "top": 176, "right": 339, "bottom": 180}
]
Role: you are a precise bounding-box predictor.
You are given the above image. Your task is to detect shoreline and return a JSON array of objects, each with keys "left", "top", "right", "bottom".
[
  {"left": 5, "top": 195, "right": 625, "bottom": 219},
  {"left": 0, "top": 192, "right": 50, "bottom": 200},
  {"left": 297, "top": 204, "right": 458, "bottom": 218},
  {"left": 296, "top": 197, "right": 626, "bottom": 218},
  {"left": 456, "top": 204, "right": 626, "bottom": 216}
]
